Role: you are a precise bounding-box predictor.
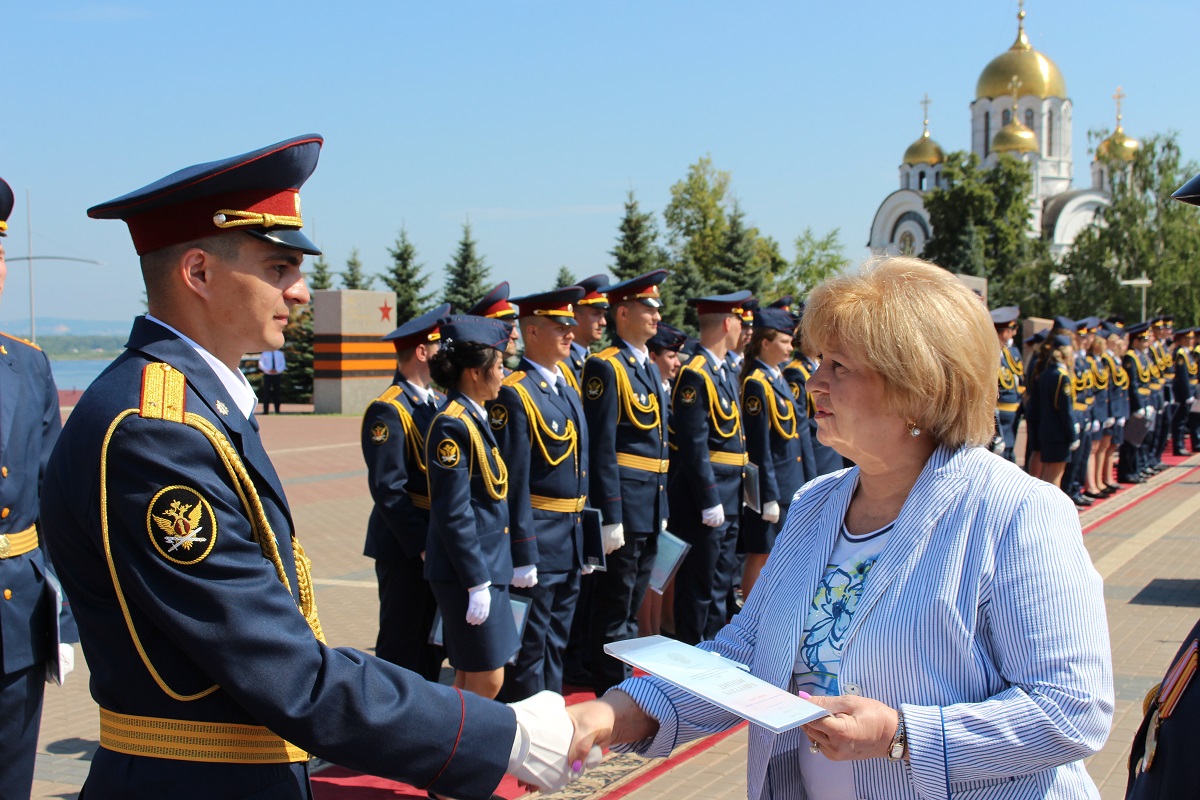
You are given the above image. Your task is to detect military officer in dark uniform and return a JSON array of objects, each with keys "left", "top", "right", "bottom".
[
  {"left": 1126, "top": 171, "right": 1200, "bottom": 798},
  {"left": 990, "top": 305, "right": 1024, "bottom": 462},
  {"left": 1170, "top": 327, "right": 1196, "bottom": 456},
  {"left": 647, "top": 322, "right": 688, "bottom": 393},
  {"left": 669, "top": 292, "right": 749, "bottom": 644},
  {"left": 361, "top": 303, "right": 450, "bottom": 681},
  {"left": 784, "top": 322, "right": 839, "bottom": 478},
  {"left": 0, "top": 177, "right": 78, "bottom": 800},
  {"left": 489, "top": 288, "right": 589, "bottom": 701},
  {"left": 469, "top": 282, "right": 520, "bottom": 364},
  {"left": 1119, "top": 323, "right": 1154, "bottom": 484},
  {"left": 581, "top": 270, "right": 670, "bottom": 694},
  {"left": 41, "top": 136, "right": 577, "bottom": 799},
  {"left": 562, "top": 274, "right": 609, "bottom": 391}
]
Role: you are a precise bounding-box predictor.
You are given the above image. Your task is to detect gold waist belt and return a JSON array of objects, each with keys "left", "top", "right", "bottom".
[
  {"left": 996, "top": 402, "right": 1020, "bottom": 413},
  {"left": 709, "top": 450, "right": 749, "bottom": 467},
  {"left": 99, "top": 708, "right": 309, "bottom": 764},
  {"left": 616, "top": 453, "right": 669, "bottom": 473},
  {"left": 1138, "top": 388, "right": 1152, "bottom": 396},
  {"left": 0, "top": 525, "right": 38, "bottom": 559},
  {"left": 409, "top": 492, "right": 431, "bottom": 510},
  {"left": 529, "top": 494, "right": 587, "bottom": 513}
]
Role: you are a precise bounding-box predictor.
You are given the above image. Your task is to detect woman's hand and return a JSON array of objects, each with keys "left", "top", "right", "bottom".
[
  {"left": 566, "top": 691, "right": 660, "bottom": 766},
  {"left": 800, "top": 694, "right": 901, "bottom": 761}
]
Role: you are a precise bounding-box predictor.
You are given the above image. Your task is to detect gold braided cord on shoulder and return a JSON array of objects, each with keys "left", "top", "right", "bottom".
[
  {"left": 998, "top": 365, "right": 1017, "bottom": 391},
  {"left": 742, "top": 372, "right": 797, "bottom": 439},
  {"left": 1002, "top": 346, "right": 1024, "bottom": 377},
  {"left": 1106, "top": 354, "right": 1130, "bottom": 389},
  {"left": 678, "top": 358, "right": 739, "bottom": 439},
  {"left": 510, "top": 382, "right": 577, "bottom": 469},
  {"left": 601, "top": 352, "right": 661, "bottom": 432},
  {"left": 381, "top": 396, "right": 427, "bottom": 476},
  {"left": 441, "top": 402, "right": 508, "bottom": 500},
  {"left": 1089, "top": 356, "right": 1110, "bottom": 391},
  {"left": 557, "top": 361, "right": 580, "bottom": 394}
]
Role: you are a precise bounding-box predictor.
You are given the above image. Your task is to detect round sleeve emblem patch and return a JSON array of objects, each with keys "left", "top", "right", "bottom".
[
  {"left": 147, "top": 486, "right": 217, "bottom": 566},
  {"left": 436, "top": 438, "right": 461, "bottom": 468},
  {"left": 745, "top": 395, "right": 762, "bottom": 415},
  {"left": 680, "top": 385, "right": 698, "bottom": 406},
  {"left": 370, "top": 421, "right": 390, "bottom": 444},
  {"left": 789, "top": 382, "right": 801, "bottom": 400},
  {"left": 585, "top": 377, "right": 604, "bottom": 400},
  {"left": 489, "top": 405, "right": 508, "bottom": 430}
]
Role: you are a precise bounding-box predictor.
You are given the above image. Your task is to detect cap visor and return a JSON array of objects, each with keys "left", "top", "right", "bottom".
[
  {"left": 246, "top": 228, "right": 322, "bottom": 255},
  {"left": 638, "top": 298, "right": 663, "bottom": 308}
]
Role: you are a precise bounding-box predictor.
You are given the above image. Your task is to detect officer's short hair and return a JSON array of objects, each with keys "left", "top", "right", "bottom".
[
  {"left": 802, "top": 255, "right": 994, "bottom": 450},
  {"left": 140, "top": 231, "right": 244, "bottom": 298}
]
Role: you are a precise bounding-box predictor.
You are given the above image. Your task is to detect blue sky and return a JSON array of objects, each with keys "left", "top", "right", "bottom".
[{"left": 2, "top": 1, "right": 1197, "bottom": 331}]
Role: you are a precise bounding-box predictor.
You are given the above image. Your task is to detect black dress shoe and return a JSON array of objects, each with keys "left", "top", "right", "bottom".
[
  {"left": 1123, "top": 476, "right": 1146, "bottom": 484},
  {"left": 1083, "top": 491, "right": 1105, "bottom": 500},
  {"left": 1100, "top": 485, "right": 1119, "bottom": 496},
  {"left": 1071, "top": 493, "right": 1094, "bottom": 507},
  {"left": 1174, "top": 448, "right": 1192, "bottom": 457}
]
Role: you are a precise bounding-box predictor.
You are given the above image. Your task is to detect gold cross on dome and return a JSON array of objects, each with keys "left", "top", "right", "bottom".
[
  {"left": 1113, "top": 86, "right": 1126, "bottom": 125},
  {"left": 1008, "top": 75, "right": 1023, "bottom": 112},
  {"left": 920, "top": 93, "right": 932, "bottom": 134}
]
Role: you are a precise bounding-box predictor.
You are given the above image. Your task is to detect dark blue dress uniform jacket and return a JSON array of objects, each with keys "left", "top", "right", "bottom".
[
  {"left": 0, "top": 332, "right": 78, "bottom": 676},
  {"left": 740, "top": 362, "right": 805, "bottom": 545},
  {"left": 1036, "top": 361, "right": 1078, "bottom": 457},
  {"left": 782, "top": 357, "right": 833, "bottom": 479},
  {"left": 488, "top": 360, "right": 588, "bottom": 574},
  {"left": 41, "top": 318, "right": 515, "bottom": 800},
  {"left": 582, "top": 338, "right": 669, "bottom": 533},
  {"left": 668, "top": 350, "right": 744, "bottom": 515}
]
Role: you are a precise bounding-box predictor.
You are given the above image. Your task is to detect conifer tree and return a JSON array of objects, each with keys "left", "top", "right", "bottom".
[
  {"left": 610, "top": 190, "right": 665, "bottom": 282},
  {"left": 308, "top": 253, "right": 334, "bottom": 290},
  {"left": 660, "top": 255, "right": 708, "bottom": 333},
  {"left": 381, "top": 227, "right": 435, "bottom": 324},
  {"left": 340, "top": 247, "right": 373, "bottom": 290},
  {"left": 442, "top": 222, "right": 491, "bottom": 312},
  {"left": 553, "top": 266, "right": 577, "bottom": 289},
  {"left": 711, "top": 201, "right": 768, "bottom": 296}
]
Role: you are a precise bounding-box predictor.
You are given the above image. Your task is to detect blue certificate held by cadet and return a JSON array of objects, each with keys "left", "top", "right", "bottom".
[
  {"left": 648, "top": 530, "right": 690, "bottom": 595},
  {"left": 604, "top": 635, "right": 829, "bottom": 734}
]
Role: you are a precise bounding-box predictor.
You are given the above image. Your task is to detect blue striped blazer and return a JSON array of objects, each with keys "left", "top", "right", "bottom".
[{"left": 614, "top": 445, "right": 1113, "bottom": 800}]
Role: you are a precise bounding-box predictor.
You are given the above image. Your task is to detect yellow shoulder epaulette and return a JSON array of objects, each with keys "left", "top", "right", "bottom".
[
  {"left": 596, "top": 346, "right": 620, "bottom": 361},
  {"left": 0, "top": 331, "right": 41, "bottom": 351},
  {"left": 444, "top": 400, "right": 466, "bottom": 419},
  {"left": 375, "top": 384, "right": 403, "bottom": 404},
  {"left": 683, "top": 356, "right": 709, "bottom": 374},
  {"left": 139, "top": 362, "right": 187, "bottom": 422},
  {"left": 502, "top": 371, "right": 527, "bottom": 386}
]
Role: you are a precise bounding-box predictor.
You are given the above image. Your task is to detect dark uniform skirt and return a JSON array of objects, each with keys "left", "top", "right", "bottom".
[{"left": 431, "top": 582, "right": 519, "bottom": 672}]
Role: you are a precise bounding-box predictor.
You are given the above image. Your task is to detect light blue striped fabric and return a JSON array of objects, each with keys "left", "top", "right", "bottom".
[{"left": 612, "top": 445, "right": 1114, "bottom": 799}]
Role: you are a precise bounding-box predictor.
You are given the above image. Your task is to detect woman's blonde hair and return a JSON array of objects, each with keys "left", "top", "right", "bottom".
[{"left": 801, "top": 256, "right": 996, "bottom": 449}]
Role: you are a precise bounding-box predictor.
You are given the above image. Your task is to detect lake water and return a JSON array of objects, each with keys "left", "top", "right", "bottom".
[{"left": 48, "top": 358, "right": 113, "bottom": 392}]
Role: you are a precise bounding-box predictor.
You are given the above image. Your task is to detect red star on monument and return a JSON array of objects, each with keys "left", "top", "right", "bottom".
[{"left": 379, "top": 300, "right": 393, "bottom": 322}]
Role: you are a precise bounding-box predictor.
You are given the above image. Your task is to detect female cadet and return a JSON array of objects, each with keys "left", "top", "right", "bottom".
[
  {"left": 738, "top": 308, "right": 807, "bottom": 598},
  {"left": 1100, "top": 323, "right": 1130, "bottom": 492},
  {"left": 1084, "top": 334, "right": 1116, "bottom": 498},
  {"left": 1036, "top": 334, "right": 1080, "bottom": 489},
  {"left": 425, "top": 316, "right": 518, "bottom": 699}
]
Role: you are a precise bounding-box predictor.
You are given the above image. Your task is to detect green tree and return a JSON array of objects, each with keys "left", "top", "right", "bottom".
[
  {"left": 340, "top": 247, "right": 373, "bottom": 290},
  {"left": 659, "top": 255, "right": 709, "bottom": 333},
  {"left": 1059, "top": 132, "right": 1200, "bottom": 322},
  {"left": 770, "top": 227, "right": 850, "bottom": 301},
  {"left": 381, "top": 227, "right": 435, "bottom": 324},
  {"left": 610, "top": 190, "right": 665, "bottom": 282},
  {"left": 442, "top": 222, "right": 491, "bottom": 312},
  {"left": 281, "top": 305, "right": 314, "bottom": 403},
  {"left": 711, "top": 200, "right": 770, "bottom": 297},
  {"left": 308, "top": 253, "right": 334, "bottom": 290},
  {"left": 553, "top": 266, "right": 577, "bottom": 289},
  {"left": 663, "top": 155, "right": 730, "bottom": 283}
]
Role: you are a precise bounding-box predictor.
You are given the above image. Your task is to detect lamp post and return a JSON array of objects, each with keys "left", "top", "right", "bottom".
[
  {"left": 1119, "top": 273, "right": 1153, "bottom": 322},
  {"left": 4, "top": 255, "right": 106, "bottom": 343}
]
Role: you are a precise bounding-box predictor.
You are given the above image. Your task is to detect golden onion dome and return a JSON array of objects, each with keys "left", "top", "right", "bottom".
[
  {"left": 992, "top": 119, "right": 1039, "bottom": 155},
  {"left": 976, "top": 8, "right": 1066, "bottom": 100},
  {"left": 1096, "top": 127, "right": 1139, "bottom": 161},
  {"left": 903, "top": 132, "right": 945, "bottom": 166}
]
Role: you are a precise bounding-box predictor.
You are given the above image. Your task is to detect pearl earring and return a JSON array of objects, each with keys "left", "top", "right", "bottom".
[{"left": 908, "top": 421, "right": 921, "bottom": 437}]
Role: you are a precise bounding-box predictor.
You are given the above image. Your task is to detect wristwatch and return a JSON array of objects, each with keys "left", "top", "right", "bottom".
[{"left": 888, "top": 710, "right": 907, "bottom": 761}]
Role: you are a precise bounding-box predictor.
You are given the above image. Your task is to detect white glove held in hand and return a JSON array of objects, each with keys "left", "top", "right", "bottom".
[
  {"left": 1090, "top": 420, "right": 1101, "bottom": 434},
  {"left": 580, "top": 563, "right": 595, "bottom": 575},
  {"left": 761, "top": 500, "right": 780, "bottom": 523},
  {"left": 601, "top": 523, "right": 625, "bottom": 555},
  {"left": 46, "top": 643, "right": 75, "bottom": 685},
  {"left": 466, "top": 584, "right": 491, "bottom": 625},
  {"left": 508, "top": 690, "right": 603, "bottom": 792},
  {"left": 701, "top": 505, "right": 725, "bottom": 528},
  {"left": 1134, "top": 409, "right": 1146, "bottom": 419},
  {"left": 512, "top": 565, "right": 538, "bottom": 588},
  {"left": 1069, "top": 439, "right": 1081, "bottom": 452}
]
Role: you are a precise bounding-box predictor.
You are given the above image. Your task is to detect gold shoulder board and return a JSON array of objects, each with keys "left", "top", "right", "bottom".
[
  {"left": 0, "top": 331, "right": 42, "bottom": 351},
  {"left": 596, "top": 346, "right": 620, "bottom": 362},
  {"left": 502, "top": 371, "right": 527, "bottom": 386},
  {"left": 376, "top": 384, "right": 403, "bottom": 404},
  {"left": 139, "top": 363, "right": 187, "bottom": 422}
]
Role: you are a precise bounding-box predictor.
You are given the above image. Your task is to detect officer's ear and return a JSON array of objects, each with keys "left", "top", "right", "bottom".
[{"left": 178, "top": 247, "right": 216, "bottom": 300}]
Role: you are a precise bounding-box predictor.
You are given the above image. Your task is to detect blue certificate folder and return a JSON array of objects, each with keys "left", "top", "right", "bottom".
[
  {"left": 604, "top": 636, "right": 829, "bottom": 734},
  {"left": 429, "top": 595, "right": 532, "bottom": 666},
  {"left": 648, "top": 531, "right": 690, "bottom": 595}
]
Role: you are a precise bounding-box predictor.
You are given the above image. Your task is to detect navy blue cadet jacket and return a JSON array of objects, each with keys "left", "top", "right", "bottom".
[
  {"left": 669, "top": 349, "right": 745, "bottom": 514},
  {"left": 1172, "top": 346, "right": 1197, "bottom": 406},
  {"left": 741, "top": 362, "right": 805, "bottom": 509},
  {"left": 582, "top": 337, "right": 670, "bottom": 532},
  {"left": 1105, "top": 351, "right": 1132, "bottom": 420},
  {"left": 423, "top": 391, "right": 513, "bottom": 588},
  {"left": 1125, "top": 349, "right": 1153, "bottom": 415},
  {"left": 487, "top": 359, "right": 588, "bottom": 573},
  {"left": 997, "top": 345, "right": 1023, "bottom": 415},
  {"left": 0, "top": 331, "right": 77, "bottom": 677},
  {"left": 782, "top": 356, "right": 835, "bottom": 479},
  {"left": 362, "top": 376, "right": 443, "bottom": 561},
  {"left": 41, "top": 318, "right": 515, "bottom": 800},
  {"left": 1037, "top": 361, "right": 1078, "bottom": 449}
]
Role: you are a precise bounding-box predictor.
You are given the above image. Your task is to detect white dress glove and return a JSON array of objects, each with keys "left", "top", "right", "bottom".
[
  {"left": 701, "top": 505, "right": 725, "bottom": 528},
  {"left": 661, "top": 518, "right": 668, "bottom": 531},
  {"left": 1073, "top": 422, "right": 1081, "bottom": 434},
  {"left": 1090, "top": 419, "right": 1101, "bottom": 434},
  {"left": 508, "top": 690, "right": 603, "bottom": 792},
  {"left": 580, "top": 563, "right": 594, "bottom": 575},
  {"left": 601, "top": 523, "right": 625, "bottom": 555},
  {"left": 466, "top": 584, "right": 492, "bottom": 625},
  {"left": 1069, "top": 439, "right": 1081, "bottom": 452},
  {"left": 46, "top": 643, "right": 75, "bottom": 685},
  {"left": 1147, "top": 406, "right": 1157, "bottom": 421},
  {"left": 511, "top": 565, "right": 538, "bottom": 588},
  {"left": 1118, "top": 416, "right": 1127, "bottom": 426},
  {"left": 1104, "top": 417, "right": 1115, "bottom": 429},
  {"left": 1134, "top": 409, "right": 1146, "bottom": 419},
  {"left": 761, "top": 500, "right": 780, "bottom": 523}
]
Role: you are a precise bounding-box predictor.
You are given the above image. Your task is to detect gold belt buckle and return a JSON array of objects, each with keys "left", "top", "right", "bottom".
[{"left": 0, "top": 534, "right": 9, "bottom": 559}]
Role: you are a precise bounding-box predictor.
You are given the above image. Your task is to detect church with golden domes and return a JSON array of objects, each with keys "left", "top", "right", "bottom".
[{"left": 869, "top": 2, "right": 1139, "bottom": 261}]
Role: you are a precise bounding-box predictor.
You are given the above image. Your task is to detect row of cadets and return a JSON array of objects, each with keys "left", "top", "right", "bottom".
[
  {"left": 782, "top": 302, "right": 844, "bottom": 477},
  {"left": 990, "top": 305, "right": 1024, "bottom": 462},
  {"left": 1097, "top": 320, "right": 1132, "bottom": 494},
  {"left": 487, "top": 287, "right": 590, "bottom": 702},
  {"left": 581, "top": 270, "right": 671, "bottom": 694},
  {"left": 1118, "top": 321, "right": 1161, "bottom": 484},
  {"left": 361, "top": 304, "right": 451, "bottom": 681},
  {"left": 669, "top": 292, "right": 750, "bottom": 645},
  {"left": 738, "top": 307, "right": 813, "bottom": 599},
  {"left": 423, "top": 315, "right": 518, "bottom": 700},
  {"left": 1149, "top": 316, "right": 1178, "bottom": 462},
  {"left": 1171, "top": 327, "right": 1199, "bottom": 454},
  {"left": 1065, "top": 316, "right": 1101, "bottom": 506}
]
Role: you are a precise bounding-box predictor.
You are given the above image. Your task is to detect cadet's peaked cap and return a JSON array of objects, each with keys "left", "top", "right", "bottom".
[
  {"left": 1107, "top": 315, "right": 1126, "bottom": 327},
  {"left": 88, "top": 134, "right": 323, "bottom": 256},
  {"left": 0, "top": 177, "right": 13, "bottom": 237},
  {"left": 648, "top": 322, "right": 689, "bottom": 353},
  {"left": 1076, "top": 316, "right": 1100, "bottom": 333},
  {"left": 1173, "top": 172, "right": 1200, "bottom": 206},
  {"left": 576, "top": 274, "right": 611, "bottom": 308},
  {"left": 688, "top": 290, "right": 753, "bottom": 316},
  {"left": 1174, "top": 327, "right": 1196, "bottom": 339},
  {"left": 1125, "top": 321, "right": 1151, "bottom": 338},
  {"left": 1052, "top": 315, "right": 1076, "bottom": 333},
  {"left": 1024, "top": 328, "right": 1049, "bottom": 345},
  {"left": 382, "top": 303, "right": 452, "bottom": 349},
  {"left": 468, "top": 283, "right": 518, "bottom": 320},
  {"left": 989, "top": 306, "right": 1020, "bottom": 325},
  {"left": 606, "top": 270, "right": 667, "bottom": 307},
  {"left": 741, "top": 297, "right": 759, "bottom": 323},
  {"left": 754, "top": 307, "right": 797, "bottom": 334},
  {"left": 437, "top": 315, "right": 512, "bottom": 352},
  {"left": 767, "top": 296, "right": 793, "bottom": 311},
  {"left": 1050, "top": 334, "right": 1074, "bottom": 348},
  {"left": 512, "top": 286, "right": 585, "bottom": 326},
  {"left": 1099, "top": 321, "right": 1122, "bottom": 337}
]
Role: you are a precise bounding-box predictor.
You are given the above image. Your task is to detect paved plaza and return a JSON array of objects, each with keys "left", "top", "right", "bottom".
[{"left": 30, "top": 405, "right": 1200, "bottom": 800}]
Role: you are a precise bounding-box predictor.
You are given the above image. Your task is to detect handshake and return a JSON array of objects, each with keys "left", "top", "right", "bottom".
[{"left": 507, "top": 691, "right": 606, "bottom": 793}]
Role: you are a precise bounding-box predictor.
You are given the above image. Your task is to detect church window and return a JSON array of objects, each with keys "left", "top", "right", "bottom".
[
  {"left": 1047, "top": 112, "right": 1054, "bottom": 155},
  {"left": 899, "top": 231, "right": 915, "bottom": 255},
  {"left": 1002, "top": 109, "right": 1011, "bottom": 126},
  {"left": 903, "top": 173, "right": 910, "bottom": 190},
  {"left": 1024, "top": 109, "right": 1035, "bottom": 130},
  {"left": 984, "top": 112, "right": 990, "bottom": 157},
  {"left": 919, "top": 171, "right": 927, "bottom": 191}
]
